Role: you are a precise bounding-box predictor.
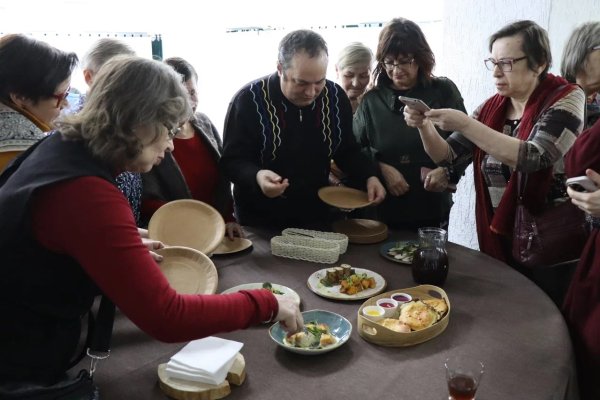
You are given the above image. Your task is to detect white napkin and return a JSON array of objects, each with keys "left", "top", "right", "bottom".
[{"left": 165, "top": 337, "right": 243, "bottom": 385}]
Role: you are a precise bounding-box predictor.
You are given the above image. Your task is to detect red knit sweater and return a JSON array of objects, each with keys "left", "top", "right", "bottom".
[{"left": 30, "top": 176, "right": 276, "bottom": 342}]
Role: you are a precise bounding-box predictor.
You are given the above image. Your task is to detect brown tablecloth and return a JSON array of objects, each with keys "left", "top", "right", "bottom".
[{"left": 80, "top": 227, "right": 579, "bottom": 399}]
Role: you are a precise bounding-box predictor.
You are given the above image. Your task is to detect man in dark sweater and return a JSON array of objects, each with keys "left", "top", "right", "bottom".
[{"left": 221, "top": 30, "right": 386, "bottom": 229}]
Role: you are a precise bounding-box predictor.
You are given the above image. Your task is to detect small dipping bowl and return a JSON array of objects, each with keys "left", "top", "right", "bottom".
[
  {"left": 390, "top": 292, "right": 413, "bottom": 304},
  {"left": 362, "top": 305, "right": 385, "bottom": 321},
  {"left": 376, "top": 298, "right": 399, "bottom": 318}
]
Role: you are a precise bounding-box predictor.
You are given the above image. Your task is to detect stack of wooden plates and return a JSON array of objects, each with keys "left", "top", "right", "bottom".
[
  {"left": 332, "top": 218, "right": 388, "bottom": 244},
  {"left": 148, "top": 199, "right": 225, "bottom": 255}
]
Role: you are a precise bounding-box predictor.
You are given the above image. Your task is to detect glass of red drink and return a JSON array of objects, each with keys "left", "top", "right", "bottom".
[{"left": 444, "top": 355, "right": 484, "bottom": 400}]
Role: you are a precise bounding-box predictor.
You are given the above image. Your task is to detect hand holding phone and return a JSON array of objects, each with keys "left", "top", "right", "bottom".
[
  {"left": 566, "top": 176, "right": 599, "bottom": 192},
  {"left": 398, "top": 96, "right": 430, "bottom": 113}
]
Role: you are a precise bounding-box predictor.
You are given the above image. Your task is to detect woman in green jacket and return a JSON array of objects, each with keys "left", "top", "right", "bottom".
[{"left": 354, "top": 18, "right": 467, "bottom": 229}]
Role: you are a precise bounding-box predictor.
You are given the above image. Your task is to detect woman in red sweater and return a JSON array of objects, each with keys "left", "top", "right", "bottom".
[
  {"left": 0, "top": 55, "right": 302, "bottom": 387},
  {"left": 142, "top": 57, "right": 243, "bottom": 239}
]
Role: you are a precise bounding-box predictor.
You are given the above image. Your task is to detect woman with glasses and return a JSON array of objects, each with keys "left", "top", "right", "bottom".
[
  {"left": 0, "top": 56, "right": 302, "bottom": 391},
  {"left": 142, "top": 57, "right": 243, "bottom": 239},
  {"left": 0, "top": 34, "right": 77, "bottom": 171},
  {"left": 405, "top": 21, "right": 585, "bottom": 282},
  {"left": 353, "top": 18, "right": 467, "bottom": 229},
  {"left": 560, "top": 21, "right": 600, "bottom": 399}
]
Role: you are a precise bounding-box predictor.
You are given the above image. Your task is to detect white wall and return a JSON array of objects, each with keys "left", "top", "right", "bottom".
[{"left": 442, "top": 0, "right": 600, "bottom": 250}]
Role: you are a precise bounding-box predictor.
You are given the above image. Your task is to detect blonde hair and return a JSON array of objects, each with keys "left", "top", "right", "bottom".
[{"left": 336, "top": 42, "right": 373, "bottom": 70}]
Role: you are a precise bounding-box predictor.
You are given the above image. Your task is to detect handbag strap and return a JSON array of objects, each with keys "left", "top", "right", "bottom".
[{"left": 87, "top": 295, "right": 115, "bottom": 376}]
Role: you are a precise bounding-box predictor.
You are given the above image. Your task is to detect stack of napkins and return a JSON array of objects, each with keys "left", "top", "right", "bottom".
[{"left": 165, "top": 337, "right": 243, "bottom": 385}]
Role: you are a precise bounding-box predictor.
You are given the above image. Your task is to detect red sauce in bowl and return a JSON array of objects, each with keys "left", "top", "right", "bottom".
[
  {"left": 392, "top": 294, "right": 411, "bottom": 302},
  {"left": 379, "top": 302, "right": 395, "bottom": 308}
]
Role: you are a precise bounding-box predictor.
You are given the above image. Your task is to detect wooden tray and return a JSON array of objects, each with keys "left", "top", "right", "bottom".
[
  {"left": 357, "top": 285, "right": 450, "bottom": 347},
  {"left": 158, "top": 353, "right": 245, "bottom": 400}
]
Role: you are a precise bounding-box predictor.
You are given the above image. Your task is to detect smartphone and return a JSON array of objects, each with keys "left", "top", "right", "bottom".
[
  {"left": 566, "top": 176, "right": 599, "bottom": 192},
  {"left": 398, "top": 96, "right": 431, "bottom": 113}
]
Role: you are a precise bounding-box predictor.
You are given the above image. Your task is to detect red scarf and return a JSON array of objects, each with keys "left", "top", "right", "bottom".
[{"left": 473, "top": 73, "right": 577, "bottom": 261}]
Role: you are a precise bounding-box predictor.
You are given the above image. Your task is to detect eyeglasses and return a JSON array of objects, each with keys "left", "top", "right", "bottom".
[
  {"left": 484, "top": 56, "right": 527, "bottom": 72},
  {"left": 592, "top": 45, "right": 600, "bottom": 51},
  {"left": 382, "top": 59, "right": 414, "bottom": 71},
  {"left": 51, "top": 87, "right": 70, "bottom": 108},
  {"left": 164, "top": 124, "right": 182, "bottom": 140}
]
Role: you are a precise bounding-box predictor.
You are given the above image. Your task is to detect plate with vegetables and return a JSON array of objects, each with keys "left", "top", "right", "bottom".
[
  {"left": 307, "top": 264, "right": 386, "bottom": 300},
  {"left": 380, "top": 241, "right": 419, "bottom": 264},
  {"left": 222, "top": 282, "right": 301, "bottom": 306},
  {"left": 269, "top": 309, "right": 352, "bottom": 355}
]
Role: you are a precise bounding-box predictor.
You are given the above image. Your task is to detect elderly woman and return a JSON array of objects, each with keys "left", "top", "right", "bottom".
[
  {"left": 405, "top": 20, "right": 585, "bottom": 267},
  {"left": 0, "top": 34, "right": 77, "bottom": 171},
  {"left": 335, "top": 42, "right": 373, "bottom": 113},
  {"left": 0, "top": 56, "right": 301, "bottom": 390},
  {"left": 560, "top": 21, "right": 600, "bottom": 399},
  {"left": 142, "top": 57, "right": 243, "bottom": 239},
  {"left": 354, "top": 18, "right": 467, "bottom": 229}
]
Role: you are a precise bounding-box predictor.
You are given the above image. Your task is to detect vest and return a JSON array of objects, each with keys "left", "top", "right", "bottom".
[{"left": 0, "top": 133, "right": 115, "bottom": 384}]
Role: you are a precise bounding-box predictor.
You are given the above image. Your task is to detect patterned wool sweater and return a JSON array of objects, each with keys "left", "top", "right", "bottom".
[{"left": 221, "top": 72, "right": 376, "bottom": 228}]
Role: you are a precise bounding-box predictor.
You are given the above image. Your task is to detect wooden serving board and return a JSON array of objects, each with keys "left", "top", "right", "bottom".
[{"left": 157, "top": 352, "right": 246, "bottom": 400}]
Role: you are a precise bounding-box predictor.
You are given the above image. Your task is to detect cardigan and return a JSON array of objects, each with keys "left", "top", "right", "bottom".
[
  {"left": 141, "top": 112, "right": 234, "bottom": 226},
  {"left": 221, "top": 72, "right": 377, "bottom": 228}
]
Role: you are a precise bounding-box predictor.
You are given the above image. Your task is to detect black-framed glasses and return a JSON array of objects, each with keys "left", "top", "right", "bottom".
[
  {"left": 51, "top": 87, "right": 70, "bottom": 108},
  {"left": 382, "top": 58, "right": 414, "bottom": 71},
  {"left": 484, "top": 56, "right": 527, "bottom": 72},
  {"left": 163, "top": 124, "right": 181, "bottom": 140}
]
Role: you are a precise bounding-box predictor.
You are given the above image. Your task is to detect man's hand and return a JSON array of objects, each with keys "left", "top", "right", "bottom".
[
  {"left": 256, "top": 169, "right": 290, "bottom": 198},
  {"left": 379, "top": 162, "right": 409, "bottom": 196}
]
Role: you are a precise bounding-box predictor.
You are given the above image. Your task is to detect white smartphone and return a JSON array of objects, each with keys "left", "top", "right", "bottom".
[
  {"left": 566, "top": 176, "right": 599, "bottom": 192},
  {"left": 398, "top": 96, "right": 431, "bottom": 113}
]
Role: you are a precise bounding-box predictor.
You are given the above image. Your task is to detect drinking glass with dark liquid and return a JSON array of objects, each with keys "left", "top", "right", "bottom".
[
  {"left": 444, "top": 356, "right": 484, "bottom": 400},
  {"left": 412, "top": 227, "right": 448, "bottom": 286}
]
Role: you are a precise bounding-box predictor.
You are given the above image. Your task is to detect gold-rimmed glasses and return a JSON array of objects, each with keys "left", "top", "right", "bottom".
[
  {"left": 382, "top": 58, "right": 414, "bottom": 71},
  {"left": 484, "top": 56, "right": 527, "bottom": 72},
  {"left": 163, "top": 124, "right": 182, "bottom": 140},
  {"left": 51, "top": 87, "right": 70, "bottom": 108}
]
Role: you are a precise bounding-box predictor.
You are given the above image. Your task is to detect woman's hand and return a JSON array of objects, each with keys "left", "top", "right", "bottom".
[
  {"left": 425, "top": 108, "right": 471, "bottom": 132},
  {"left": 379, "top": 162, "right": 409, "bottom": 196},
  {"left": 256, "top": 169, "right": 289, "bottom": 198},
  {"left": 567, "top": 169, "right": 600, "bottom": 217},
  {"left": 225, "top": 222, "right": 245, "bottom": 240},
  {"left": 274, "top": 294, "right": 304, "bottom": 334},
  {"left": 403, "top": 105, "right": 429, "bottom": 128},
  {"left": 424, "top": 167, "right": 449, "bottom": 192},
  {"left": 142, "top": 237, "right": 165, "bottom": 262}
]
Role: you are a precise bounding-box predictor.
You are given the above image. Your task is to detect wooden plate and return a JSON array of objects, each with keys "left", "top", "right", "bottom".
[
  {"left": 222, "top": 283, "right": 301, "bottom": 306},
  {"left": 307, "top": 267, "right": 386, "bottom": 300},
  {"left": 148, "top": 199, "right": 225, "bottom": 255},
  {"left": 156, "top": 246, "right": 218, "bottom": 295},
  {"left": 318, "top": 186, "right": 373, "bottom": 210},
  {"left": 212, "top": 237, "right": 253, "bottom": 255},
  {"left": 332, "top": 218, "right": 388, "bottom": 244}
]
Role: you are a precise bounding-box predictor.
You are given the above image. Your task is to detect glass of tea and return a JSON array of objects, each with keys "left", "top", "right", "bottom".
[
  {"left": 444, "top": 355, "right": 484, "bottom": 400},
  {"left": 411, "top": 227, "right": 449, "bottom": 286}
]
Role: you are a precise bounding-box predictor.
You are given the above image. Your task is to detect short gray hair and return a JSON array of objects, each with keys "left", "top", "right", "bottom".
[
  {"left": 58, "top": 56, "right": 192, "bottom": 169},
  {"left": 82, "top": 38, "right": 135, "bottom": 73},
  {"left": 561, "top": 21, "right": 600, "bottom": 83},
  {"left": 278, "top": 30, "right": 328, "bottom": 71},
  {"left": 336, "top": 42, "right": 373, "bottom": 70}
]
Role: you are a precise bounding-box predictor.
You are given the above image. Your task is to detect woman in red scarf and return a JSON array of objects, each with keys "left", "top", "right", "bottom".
[
  {"left": 405, "top": 21, "right": 584, "bottom": 265},
  {"left": 560, "top": 21, "right": 600, "bottom": 400}
]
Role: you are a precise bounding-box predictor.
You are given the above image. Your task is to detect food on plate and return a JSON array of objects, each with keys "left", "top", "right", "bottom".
[
  {"left": 284, "top": 321, "right": 337, "bottom": 349},
  {"left": 380, "top": 318, "right": 411, "bottom": 333},
  {"left": 321, "top": 264, "right": 355, "bottom": 286},
  {"left": 262, "top": 282, "right": 284, "bottom": 295},
  {"left": 399, "top": 300, "right": 439, "bottom": 331},
  {"left": 387, "top": 241, "right": 418, "bottom": 263},
  {"left": 319, "top": 264, "right": 377, "bottom": 295},
  {"left": 423, "top": 298, "right": 448, "bottom": 319}
]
